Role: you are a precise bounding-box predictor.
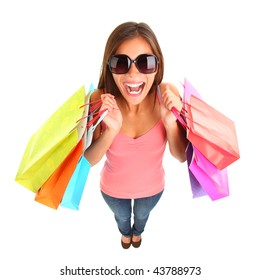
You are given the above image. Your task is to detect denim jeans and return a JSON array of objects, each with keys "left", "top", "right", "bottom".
[{"left": 101, "top": 190, "right": 164, "bottom": 237}]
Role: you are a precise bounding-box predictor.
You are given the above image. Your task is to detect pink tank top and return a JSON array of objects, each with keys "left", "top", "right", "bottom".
[{"left": 100, "top": 119, "right": 167, "bottom": 199}]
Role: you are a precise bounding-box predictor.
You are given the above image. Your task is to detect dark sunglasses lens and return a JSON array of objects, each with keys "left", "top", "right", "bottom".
[
  {"left": 109, "top": 55, "right": 129, "bottom": 74},
  {"left": 137, "top": 55, "right": 157, "bottom": 73}
]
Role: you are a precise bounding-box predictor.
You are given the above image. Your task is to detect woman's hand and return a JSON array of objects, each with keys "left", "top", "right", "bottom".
[
  {"left": 100, "top": 94, "right": 122, "bottom": 133},
  {"left": 160, "top": 85, "right": 183, "bottom": 127}
]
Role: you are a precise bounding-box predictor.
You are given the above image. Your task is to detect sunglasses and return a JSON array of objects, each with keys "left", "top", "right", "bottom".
[{"left": 108, "top": 54, "right": 159, "bottom": 74}]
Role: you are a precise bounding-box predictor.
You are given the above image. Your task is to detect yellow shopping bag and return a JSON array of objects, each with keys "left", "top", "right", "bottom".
[{"left": 15, "top": 85, "right": 94, "bottom": 192}]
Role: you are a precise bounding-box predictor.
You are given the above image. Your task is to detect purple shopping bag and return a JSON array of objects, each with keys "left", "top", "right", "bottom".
[
  {"left": 186, "top": 143, "right": 207, "bottom": 198},
  {"left": 189, "top": 144, "right": 229, "bottom": 201}
]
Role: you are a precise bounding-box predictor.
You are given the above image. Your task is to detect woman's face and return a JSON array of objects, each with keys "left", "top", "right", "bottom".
[{"left": 112, "top": 36, "right": 157, "bottom": 106}]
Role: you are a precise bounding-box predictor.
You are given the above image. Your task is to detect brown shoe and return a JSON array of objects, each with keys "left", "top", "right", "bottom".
[
  {"left": 131, "top": 236, "right": 142, "bottom": 248},
  {"left": 121, "top": 236, "right": 131, "bottom": 249}
]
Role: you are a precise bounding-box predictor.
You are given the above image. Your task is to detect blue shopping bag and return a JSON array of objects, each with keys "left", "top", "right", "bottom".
[
  {"left": 60, "top": 108, "right": 107, "bottom": 210},
  {"left": 60, "top": 156, "right": 91, "bottom": 210}
]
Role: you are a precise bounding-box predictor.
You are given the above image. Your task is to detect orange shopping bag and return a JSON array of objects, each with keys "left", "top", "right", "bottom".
[{"left": 35, "top": 139, "right": 83, "bottom": 209}]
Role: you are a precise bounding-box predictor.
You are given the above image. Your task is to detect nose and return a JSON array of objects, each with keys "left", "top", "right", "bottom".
[{"left": 127, "top": 60, "right": 139, "bottom": 75}]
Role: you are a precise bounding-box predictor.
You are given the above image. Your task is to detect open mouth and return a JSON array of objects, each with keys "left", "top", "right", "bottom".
[{"left": 124, "top": 82, "right": 145, "bottom": 96}]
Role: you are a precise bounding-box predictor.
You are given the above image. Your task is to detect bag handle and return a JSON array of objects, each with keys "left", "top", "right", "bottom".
[
  {"left": 76, "top": 107, "right": 108, "bottom": 129},
  {"left": 157, "top": 86, "right": 188, "bottom": 129},
  {"left": 171, "top": 107, "right": 188, "bottom": 128},
  {"left": 86, "top": 109, "right": 108, "bottom": 129},
  {"left": 80, "top": 99, "right": 103, "bottom": 114},
  {"left": 88, "top": 110, "right": 108, "bottom": 133}
]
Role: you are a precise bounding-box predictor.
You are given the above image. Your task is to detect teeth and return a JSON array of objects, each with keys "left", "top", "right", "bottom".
[
  {"left": 125, "top": 82, "right": 144, "bottom": 95},
  {"left": 129, "top": 89, "right": 142, "bottom": 94},
  {"left": 125, "top": 82, "right": 143, "bottom": 87}
]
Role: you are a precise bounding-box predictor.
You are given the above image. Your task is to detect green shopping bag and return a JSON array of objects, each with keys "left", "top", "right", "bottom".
[{"left": 15, "top": 85, "right": 94, "bottom": 192}]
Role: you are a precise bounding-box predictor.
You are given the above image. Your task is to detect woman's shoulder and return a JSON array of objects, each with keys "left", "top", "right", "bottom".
[
  {"left": 159, "top": 82, "right": 180, "bottom": 97},
  {"left": 90, "top": 88, "right": 103, "bottom": 102}
]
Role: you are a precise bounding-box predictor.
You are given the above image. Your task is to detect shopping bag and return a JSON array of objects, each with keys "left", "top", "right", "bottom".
[
  {"left": 34, "top": 95, "right": 106, "bottom": 209},
  {"left": 186, "top": 94, "right": 240, "bottom": 169},
  {"left": 182, "top": 78, "right": 202, "bottom": 102},
  {"left": 189, "top": 144, "right": 229, "bottom": 201},
  {"left": 34, "top": 139, "right": 83, "bottom": 209},
  {"left": 181, "top": 78, "right": 240, "bottom": 170},
  {"left": 60, "top": 108, "right": 108, "bottom": 210},
  {"left": 15, "top": 85, "right": 93, "bottom": 192},
  {"left": 60, "top": 156, "right": 91, "bottom": 210},
  {"left": 186, "top": 143, "right": 206, "bottom": 198}
]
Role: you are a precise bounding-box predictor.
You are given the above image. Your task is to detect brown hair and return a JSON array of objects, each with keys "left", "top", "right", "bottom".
[{"left": 97, "top": 21, "right": 164, "bottom": 96}]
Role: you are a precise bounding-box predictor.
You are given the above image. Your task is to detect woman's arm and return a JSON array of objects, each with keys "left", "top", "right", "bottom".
[
  {"left": 164, "top": 119, "right": 187, "bottom": 162},
  {"left": 160, "top": 83, "right": 188, "bottom": 162},
  {"left": 84, "top": 126, "right": 119, "bottom": 166},
  {"left": 84, "top": 90, "right": 122, "bottom": 166}
]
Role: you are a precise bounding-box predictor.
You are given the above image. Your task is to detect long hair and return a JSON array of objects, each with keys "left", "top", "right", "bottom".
[{"left": 97, "top": 22, "right": 164, "bottom": 96}]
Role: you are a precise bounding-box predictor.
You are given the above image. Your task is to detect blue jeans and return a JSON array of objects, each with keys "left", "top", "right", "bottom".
[{"left": 101, "top": 190, "right": 164, "bottom": 237}]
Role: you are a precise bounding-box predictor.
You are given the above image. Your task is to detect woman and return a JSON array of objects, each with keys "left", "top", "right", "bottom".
[{"left": 84, "top": 22, "right": 187, "bottom": 249}]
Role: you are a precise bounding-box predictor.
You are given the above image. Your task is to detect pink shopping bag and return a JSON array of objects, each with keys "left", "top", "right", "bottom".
[
  {"left": 189, "top": 144, "right": 229, "bottom": 201},
  {"left": 183, "top": 78, "right": 240, "bottom": 170}
]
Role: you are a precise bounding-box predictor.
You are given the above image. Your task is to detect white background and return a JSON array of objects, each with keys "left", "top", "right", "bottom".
[{"left": 0, "top": 0, "right": 259, "bottom": 279}]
